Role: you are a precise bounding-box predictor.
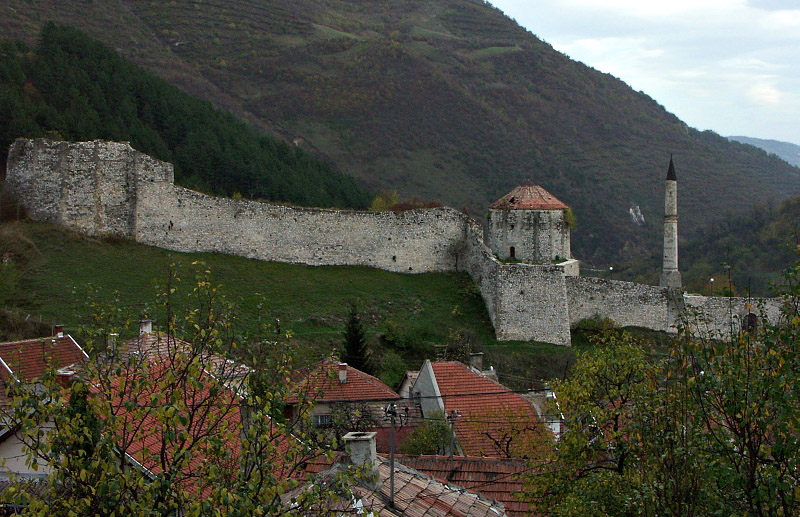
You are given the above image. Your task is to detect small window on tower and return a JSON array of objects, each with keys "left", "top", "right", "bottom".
[
  {"left": 510, "top": 246, "right": 516, "bottom": 259},
  {"left": 743, "top": 313, "right": 757, "bottom": 334}
]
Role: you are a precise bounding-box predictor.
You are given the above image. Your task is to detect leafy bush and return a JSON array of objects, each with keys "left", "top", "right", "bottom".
[{"left": 400, "top": 410, "right": 451, "bottom": 455}]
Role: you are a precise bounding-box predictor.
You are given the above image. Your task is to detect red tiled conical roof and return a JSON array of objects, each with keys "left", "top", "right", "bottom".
[{"left": 490, "top": 183, "right": 568, "bottom": 210}]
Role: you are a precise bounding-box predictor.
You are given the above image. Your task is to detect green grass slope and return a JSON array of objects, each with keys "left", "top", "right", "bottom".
[
  {"left": 0, "top": 220, "right": 575, "bottom": 388},
  {"left": 3, "top": 0, "right": 799, "bottom": 267}
]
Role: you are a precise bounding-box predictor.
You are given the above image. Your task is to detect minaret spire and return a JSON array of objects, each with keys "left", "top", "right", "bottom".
[
  {"left": 666, "top": 155, "right": 676, "bottom": 181},
  {"left": 660, "top": 155, "right": 682, "bottom": 288}
]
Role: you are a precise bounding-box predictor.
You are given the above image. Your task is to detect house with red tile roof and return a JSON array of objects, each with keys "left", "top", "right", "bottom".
[
  {"left": 294, "top": 432, "right": 509, "bottom": 516},
  {"left": 117, "top": 320, "right": 252, "bottom": 391},
  {"left": 91, "top": 333, "right": 338, "bottom": 511},
  {"left": 0, "top": 326, "right": 357, "bottom": 513},
  {"left": 0, "top": 328, "right": 88, "bottom": 479},
  {"left": 286, "top": 359, "right": 420, "bottom": 453},
  {"left": 411, "top": 360, "right": 548, "bottom": 458}
]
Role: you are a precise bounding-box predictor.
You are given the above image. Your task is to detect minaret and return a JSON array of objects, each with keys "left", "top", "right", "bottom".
[{"left": 660, "top": 156, "right": 682, "bottom": 288}]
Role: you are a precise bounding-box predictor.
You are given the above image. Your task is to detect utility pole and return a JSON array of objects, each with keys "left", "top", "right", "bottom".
[
  {"left": 383, "top": 403, "right": 409, "bottom": 509},
  {"left": 447, "top": 409, "right": 459, "bottom": 473},
  {"left": 385, "top": 403, "right": 397, "bottom": 509}
]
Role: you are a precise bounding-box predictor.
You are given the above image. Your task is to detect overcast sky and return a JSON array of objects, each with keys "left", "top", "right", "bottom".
[{"left": 490, "top": 0, "right": 800, "bottom": 146}]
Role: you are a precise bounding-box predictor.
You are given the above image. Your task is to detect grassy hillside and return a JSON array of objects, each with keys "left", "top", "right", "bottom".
[
  {"left": 2, "top": 0, "right": 799, "bottom": 266},
  {"left": 0, "top": 219, "right": 578, "bottom": 388},
  {"left": 0, "top": 24, "right": 369, "bottom": 209}
]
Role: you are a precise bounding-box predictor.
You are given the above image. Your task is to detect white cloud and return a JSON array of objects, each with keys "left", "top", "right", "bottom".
[
  {"left": 558, "top": 0, "right": 747, "bottom": 17},
  {"left": 489, "top": 0, "right": 800, "bottom": 144},
  {"left": 748, "top": 82, "right": 783, "bottom": 105}
]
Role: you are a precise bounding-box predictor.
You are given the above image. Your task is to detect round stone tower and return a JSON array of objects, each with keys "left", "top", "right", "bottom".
[
  {"left": 486, "top": 182, "right": 571, "bottom": 263},
  {"left": 659, "top": 157, "right": 682, "bottom": 288}
]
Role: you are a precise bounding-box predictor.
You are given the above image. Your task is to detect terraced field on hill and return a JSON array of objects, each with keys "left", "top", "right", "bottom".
[{"left": 3, "top": 0, "right": 799, "bottom": 267}]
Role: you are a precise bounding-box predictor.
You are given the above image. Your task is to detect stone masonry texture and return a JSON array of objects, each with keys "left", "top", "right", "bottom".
[{"left": 5, "top": 139, "right": 784, "bottom": 344}]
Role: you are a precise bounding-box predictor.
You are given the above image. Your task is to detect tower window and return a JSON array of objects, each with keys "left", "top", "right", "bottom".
[
  {"left": 743, "top": 313, "right": 758, "bottom": 333},
  {"left": 510, "top": 246, "right": 516, "bottom": 259}
]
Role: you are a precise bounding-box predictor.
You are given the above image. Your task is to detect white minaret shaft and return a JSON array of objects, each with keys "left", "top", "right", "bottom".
[{"left": 660, "top": 156, "right": 682, "bottom": 288}]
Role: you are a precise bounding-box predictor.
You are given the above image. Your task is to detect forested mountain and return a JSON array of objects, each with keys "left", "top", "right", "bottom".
[
  {"left": 0, "top": 24, "right": 369, "bottom": 209},
  {"left": 728, "top": 136, "right": 800, "bottom": 168},
  {"left": 611, "top": 193, "right": 800, "bottom": 297},
  {"left": 2, "top": 1, "right": 799, "bottom": 264}
]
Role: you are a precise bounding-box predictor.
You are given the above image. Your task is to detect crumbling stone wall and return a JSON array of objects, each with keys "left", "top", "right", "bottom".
[
  {"left": 6, "top": 138, "right": 575, "bottom": 343},
  {"left": 5, "top": 138, "right": 784, "bottom": 346},
  {"left": 682, "top": 294, "right": 785, "bottom": 338},
  {"left": 494, "top": 263, "right": 571, "bottom": 344},
  {"left": 566, "top": 276, "right": 676, "bottom": 332},
  {"left": 136, "top": 183, "right": 468, "bottom": 273},
  {"left": 5, "top": 139, "right": 172, "bottom": 237}
]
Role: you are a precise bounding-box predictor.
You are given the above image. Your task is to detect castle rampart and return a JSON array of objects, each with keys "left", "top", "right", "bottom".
[
  {"left": 4, "top": 139, "right": 783, "bottom": 345},
  {"left": 566, "top": 276, "right": 676, "bottom": 331}
]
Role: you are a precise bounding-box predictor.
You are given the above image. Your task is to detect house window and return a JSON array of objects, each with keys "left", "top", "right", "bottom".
[
  {"left": 509, "top": 246, "right": 516, "bottom": 259},
  {"left": 313, "top": 414, "right": 332, "bottom": 428}
]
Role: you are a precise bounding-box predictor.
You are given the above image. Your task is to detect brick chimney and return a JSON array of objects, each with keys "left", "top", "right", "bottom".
[
  {"left": 139, "top": 319, "right": 153, "bottom": 335},
  {"left": 54, "top": 325, "right": 64, "bottom": 338},
  {"left": 338, "top": 363, "right": 348, "bottom": 384},
  {"left": 468, "top": 352, "right": 484, "bottom": 371}
]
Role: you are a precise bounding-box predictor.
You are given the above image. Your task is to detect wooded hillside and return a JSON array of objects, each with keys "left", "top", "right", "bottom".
[
  {"left": 2, "top": 1, "right": 799, "bottom": 264},
  {"left": 0, "top": 24, "right": 369, "bottom": 209}
]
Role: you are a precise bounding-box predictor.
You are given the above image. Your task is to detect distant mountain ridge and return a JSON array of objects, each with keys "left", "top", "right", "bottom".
[
  {"left": 728, "top": 136, "right": 800, "bottom": 168},
  {"left": 3, "top": 0, "right": 800, "bottom": 264}
]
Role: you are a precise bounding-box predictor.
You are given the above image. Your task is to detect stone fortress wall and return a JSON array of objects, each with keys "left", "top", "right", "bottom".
[{"left": 5, "top": 139, "right": 783, "bottom": 345}]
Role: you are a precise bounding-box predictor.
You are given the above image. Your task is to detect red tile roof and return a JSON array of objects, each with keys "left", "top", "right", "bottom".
[
  {"left": 394, "top": 454, "right": 532, "bottom": 516},
  {"left": 309, "top": 457, "right": 508, "bottom": 516},
  {"left": 289, "top": 359, "right": 400, "bottom": 404},
  {"left": 431, "top": 362, "right": 543, "bottom": 458},
  {"left": 298, "top": 454, "right": 510, "bottom": 515},
  {"left": 0, "top": 335, "right": 88, "bottom": 405},
  {"left": 353, "top": 458, "right": 507, "bottom": 516},
  {"left": 97, "top": 351, "right": 300, "bottom": 498},
  {"left": 99, "top": 358, "right": 245, "bottom": 496},
  {"left": 121, "top": 332, "right": 251, "bottom": 380},
  {"left": 490, "top": 183, "right": 568, "bottom": 210}
]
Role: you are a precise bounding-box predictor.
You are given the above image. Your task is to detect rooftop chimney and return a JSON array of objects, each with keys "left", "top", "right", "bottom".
[
  {"left": 343, "top": 431, "right": 377, "bottom": 469},
  {"left": 108, "top": 333, "right": 119, "bottom": 352},
  {"left": 139, "top": 319, "right": 153, "bottom": 335},
  {"left": 55, "top": 366, "right": 76, "bottom": 388},
  {"left": 54, "top": 325, "right": 64, "bottom": 338},
  {"left": 468, "top": 352, "right": 484, "bottom": 371},
  {"left": 338, "top": 363, "right": 348, "bottom": 384}
]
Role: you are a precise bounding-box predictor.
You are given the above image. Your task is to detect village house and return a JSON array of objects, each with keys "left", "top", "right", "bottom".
[
  {"left": 410, "top": 359, "right": 547, "bottom": 458},
  {"left": 0, "top": 326, "right": 88, "bottom": 480},
  {"left": 296, "top": 431, "right": 509, "bottom": 515},
  {"left": 286, "top": 359, "right": 421, "bottom": 452},
  {"left": 394, "top": 453, "right": 531, "bottom": 516}
]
